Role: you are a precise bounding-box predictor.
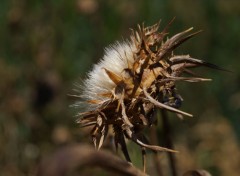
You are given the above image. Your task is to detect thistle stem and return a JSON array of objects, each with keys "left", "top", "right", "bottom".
[
  {"left": 149, "top": 126, "right": 164, "bottom": 176},
  {"left": 161, "top": 109, "right": 178, "bottom": 176}
]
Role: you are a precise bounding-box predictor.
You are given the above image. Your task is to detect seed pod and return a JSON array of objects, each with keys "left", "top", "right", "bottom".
[{"left": 73, "top": 20, "right": 220, "bottom": 167}]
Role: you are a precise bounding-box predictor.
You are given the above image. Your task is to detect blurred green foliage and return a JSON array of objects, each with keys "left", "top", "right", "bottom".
[{"left": 0, "top": 0, "right": 240, "bottom": 175}]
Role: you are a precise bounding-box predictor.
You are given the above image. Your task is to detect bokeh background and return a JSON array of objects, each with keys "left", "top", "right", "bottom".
[{"left": 0, "top": 0, "right": 239, "bottom": 175}]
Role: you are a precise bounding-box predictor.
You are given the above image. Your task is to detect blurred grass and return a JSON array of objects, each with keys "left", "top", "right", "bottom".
[{"left": 0, "top": 0, "right": 240, "bottom": 175}]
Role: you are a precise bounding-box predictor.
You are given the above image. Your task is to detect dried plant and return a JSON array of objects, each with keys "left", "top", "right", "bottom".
[
  {"left": 36, "top": 144, "right": 146, "bottom": 176},
  {"left": 73, "top": 19, "right": 223, "bottom": 171}
]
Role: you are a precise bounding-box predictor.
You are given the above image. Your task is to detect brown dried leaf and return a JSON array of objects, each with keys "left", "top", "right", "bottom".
[{"left": 36, "top": 144, "right": 146, "bottom": 176}]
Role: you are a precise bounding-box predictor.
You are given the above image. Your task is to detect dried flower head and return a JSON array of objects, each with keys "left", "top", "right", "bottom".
[{"left": 73, "top": 19, "right": 222, "bottom": 166}]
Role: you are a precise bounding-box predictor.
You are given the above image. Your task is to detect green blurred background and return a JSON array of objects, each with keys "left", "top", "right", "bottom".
[{"left": 0, "top": 0, "right": 239, "bottom": 175}]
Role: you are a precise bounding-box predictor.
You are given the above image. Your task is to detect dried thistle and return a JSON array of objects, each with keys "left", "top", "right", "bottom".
[{"left": 73, "top": 19, "right": 221, "bottom": 169}]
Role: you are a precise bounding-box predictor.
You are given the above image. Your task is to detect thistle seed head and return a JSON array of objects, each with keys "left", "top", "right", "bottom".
[{"left": 74, "top": 20, "right": 217, "bottom": 161}]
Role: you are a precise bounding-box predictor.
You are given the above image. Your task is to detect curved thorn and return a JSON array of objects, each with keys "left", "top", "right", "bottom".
[{"left": 143, "top": 88, "right": 193, "bottom": 117}]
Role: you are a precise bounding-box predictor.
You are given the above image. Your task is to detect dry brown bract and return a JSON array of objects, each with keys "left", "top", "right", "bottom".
[{"left": 75, "top": 19, "right": 220, "bottom": 171}]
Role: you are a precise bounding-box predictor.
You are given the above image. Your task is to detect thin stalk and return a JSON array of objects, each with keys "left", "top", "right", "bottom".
[
  {"left": 149, "top": 126, "right": 164, "bottom": 176},
  {"left": 161, "top": 109, "right": 178, "bottom": 176}
]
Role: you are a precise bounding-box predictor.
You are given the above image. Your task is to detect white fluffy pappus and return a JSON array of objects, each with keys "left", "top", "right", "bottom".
[{"left": 80, "top": 41, "right": 137, "bottom": 108}]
